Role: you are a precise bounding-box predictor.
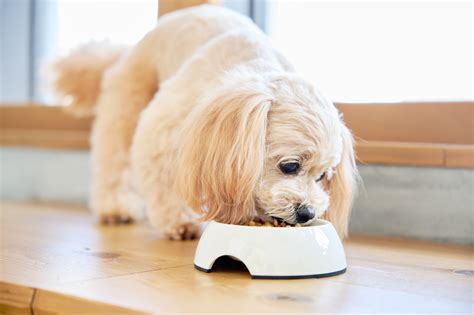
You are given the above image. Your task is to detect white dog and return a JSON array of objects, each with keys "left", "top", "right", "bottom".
[{"left": 49, "top": 5, "right": 358, "bottom": 240}]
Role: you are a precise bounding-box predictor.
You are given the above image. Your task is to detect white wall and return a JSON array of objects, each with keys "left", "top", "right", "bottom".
[
  {"left": 351, "top": 165, "right": 474, "bottom": 244},
  {"left": 1, "top": 147, "right": 90, "bottom": 204}
]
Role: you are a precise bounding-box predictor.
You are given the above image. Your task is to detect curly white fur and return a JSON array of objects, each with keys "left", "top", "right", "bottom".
[{"left": 48, "top": 5, "right": 358, "bottom": 240}]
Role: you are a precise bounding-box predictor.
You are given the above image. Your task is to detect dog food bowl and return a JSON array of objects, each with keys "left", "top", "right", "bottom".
[{"left": 194, "top": 219, "right": 347, "bottom": 279}]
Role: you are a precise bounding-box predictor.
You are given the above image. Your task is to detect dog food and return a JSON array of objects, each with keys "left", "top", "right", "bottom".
[{"left": 247, "top": 218, "right": 301, "bottom": 227}]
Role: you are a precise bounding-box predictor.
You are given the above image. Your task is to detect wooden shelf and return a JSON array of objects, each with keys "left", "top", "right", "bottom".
[
  {"left": 338, "top": 102, "right": 474, "bottom": 145},
  {"left": 0, "top": 202, "right": 472, "bottom": 314},
  {"left": 356, "top": 141, "right": 474, "bottom": 168},
  {"left": 0, "top": 128, "right": 90, "bottom": 150}
]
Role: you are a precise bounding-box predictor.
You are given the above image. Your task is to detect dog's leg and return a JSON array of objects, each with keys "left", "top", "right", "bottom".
[
  {"left": 133, "top": 152, "right": 201, "bottom": 240},
  {"left": 91, "top": 43, "right": 158, "bottom": 224},
  {"left": 131, "top": 100, "right": 202, "bottom": 239},
  {"left": 146, "top": 187, "right": 201, "bottom": 240}
]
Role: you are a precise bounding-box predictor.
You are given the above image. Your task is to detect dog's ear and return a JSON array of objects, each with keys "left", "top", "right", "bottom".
[
  {"left": 175, "top": 88, "right": 272, "bottom": 224},
  {"left": 323, "top": 125, "right": 358, "bottom": 239}
]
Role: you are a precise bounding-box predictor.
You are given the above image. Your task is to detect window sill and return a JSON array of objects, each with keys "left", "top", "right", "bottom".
[
  {"left": 1, "top": 103, "right": 473, "bottom": 168},
  {"left": 356, "top": 141, "right": 473, "bottom": 168}
]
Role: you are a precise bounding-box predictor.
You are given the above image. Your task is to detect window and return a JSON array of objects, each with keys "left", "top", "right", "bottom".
[
  {"left": 53, "top": 0, "right": 158, "bottom": 54},
  {"left": 0, "top": 0, "right": 262, "bottom": 103},
  {"left": 265, "top": 1, "right": 472, "bottom": 103},
  {"left": 0, "top": 0, "right": 158, "bottom": 103}
]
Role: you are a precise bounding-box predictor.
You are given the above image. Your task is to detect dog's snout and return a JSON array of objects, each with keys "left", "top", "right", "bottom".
[{"left": 295, "top": 205, "right": 315, "bottom": 223}]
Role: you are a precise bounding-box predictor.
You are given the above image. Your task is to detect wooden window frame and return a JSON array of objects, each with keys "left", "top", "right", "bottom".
[
  {"left": 1, "top": 0, "right": 473, "bottom": 168},
  {"left": 1, "top": 102, "right": 472, "bottom": 168}
]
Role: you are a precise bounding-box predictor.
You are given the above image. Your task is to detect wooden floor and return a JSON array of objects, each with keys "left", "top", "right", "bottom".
[{"left": 1, "top": 202, "right": 472, "bottom": 314}]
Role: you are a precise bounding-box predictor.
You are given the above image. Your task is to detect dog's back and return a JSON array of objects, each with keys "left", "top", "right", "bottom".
[{"left": 150, "top": 4, "right": 262, "bottom": 81}]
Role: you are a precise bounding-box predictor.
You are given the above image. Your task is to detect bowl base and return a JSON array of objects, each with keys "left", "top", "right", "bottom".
[{"left": 194, "top": 264, "right": 346, "bottom": 280}]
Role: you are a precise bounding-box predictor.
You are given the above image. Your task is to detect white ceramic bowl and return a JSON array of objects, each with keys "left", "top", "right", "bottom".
[{"left": 194, "top": 219, "right": 347, "bottom": 279}]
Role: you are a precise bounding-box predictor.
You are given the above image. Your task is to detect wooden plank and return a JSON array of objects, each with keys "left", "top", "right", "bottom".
[
  {"left": 0, "top": 129, "right": 89, "bottom": 150},
  {"left": 355, "top": 141, "right": 445, "bottom": 167},
  {"left": 33, "top": 289, "right": 145, "bottom": 315},
  {"left": 54, "top": 259, "right": 471, "bottom": 314},
  {"left": 339, "top": 102, "right": 474, "bottom": 145},
  {"left": 0, "top": 202, "right": 472, "bottom": 314},
  {"left": 355, "top": 141, "right": 474, "bottom": 168},
  {"left": 0, "top": 282, "right": 34, "bottom": 315},
  {"left": 158, "top": 0, "right": 221, "bottom": 17},
  {"left": 0, "top": 202, "right": 196, "bottom": 288},
  {"left": 3, "top": 103, "right": 472, "bottom": 144},
  {"left": 0, "top": 104, "right": 92, "bottom": 131},
  {"left": 445, "top": 145, "right": 474, "bottom": 168}
]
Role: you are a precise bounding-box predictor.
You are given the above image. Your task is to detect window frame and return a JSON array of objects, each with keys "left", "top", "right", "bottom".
[
  {"left": 0, "top": 0, "right": 34, "bottom": 102},
  {"left": 1, "top": 102, "right": 472, "bottom": 168}
]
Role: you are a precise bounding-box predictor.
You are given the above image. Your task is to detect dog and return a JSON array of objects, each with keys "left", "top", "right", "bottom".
[{"left": 48, "top": 4, "right": 358, "bottom": 240}]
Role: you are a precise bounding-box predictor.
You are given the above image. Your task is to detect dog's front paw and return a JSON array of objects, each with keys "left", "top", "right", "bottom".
[
  {"left": 165, "top": 222, "right": 201, "bottom": 240},
  {"left": 99, "top": 210, "right": 136, "bottom": 225}
]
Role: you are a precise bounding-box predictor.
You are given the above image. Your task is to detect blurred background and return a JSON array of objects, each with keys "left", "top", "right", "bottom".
[
  {"left": 1, "top": 0, "right": 472, "bottom": 244},
  {"left": 1, "top": 0, "right": 472, "bottom": 103}
]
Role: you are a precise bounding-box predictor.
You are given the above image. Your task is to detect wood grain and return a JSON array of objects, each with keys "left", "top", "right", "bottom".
[
  {"left": 33, "top": 289, "right": 145, "bottom": 315},
  {"left": 1, "top": 202, "right": 472, "bottom": 314},
  {"left": 0, "top": 282, "right": 34, "bottom": 315}
]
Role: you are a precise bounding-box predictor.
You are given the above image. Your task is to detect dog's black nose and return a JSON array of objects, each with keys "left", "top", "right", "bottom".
[{"left": 295, "top": 205, "right": 315, "bottom": 223}]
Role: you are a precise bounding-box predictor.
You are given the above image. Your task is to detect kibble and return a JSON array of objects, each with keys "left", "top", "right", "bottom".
[{"left": 247, "top": 217, "right": 299, "bottom": 227}]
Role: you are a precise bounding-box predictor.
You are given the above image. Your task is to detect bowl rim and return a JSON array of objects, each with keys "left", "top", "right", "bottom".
[{"left": 208, "top": 218, "right": 331, "bottom": 229}]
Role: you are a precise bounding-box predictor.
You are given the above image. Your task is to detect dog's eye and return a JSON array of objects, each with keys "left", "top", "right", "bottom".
[
  {"left": 279, "top": 162, "right": 300, "bottom": 174},
  {"left": 316, "top": 172, "right": 326, "bottom": 182}
]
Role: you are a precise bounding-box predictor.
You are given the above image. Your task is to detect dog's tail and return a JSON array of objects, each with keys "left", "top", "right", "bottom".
[{"left": 46, "top": 42, "right": 127, "bottom": 117}]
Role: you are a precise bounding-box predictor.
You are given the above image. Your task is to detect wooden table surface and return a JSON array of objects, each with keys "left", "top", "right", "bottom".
[{"left": 1, "top": 202, "right": 472, "bottom": 314}]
